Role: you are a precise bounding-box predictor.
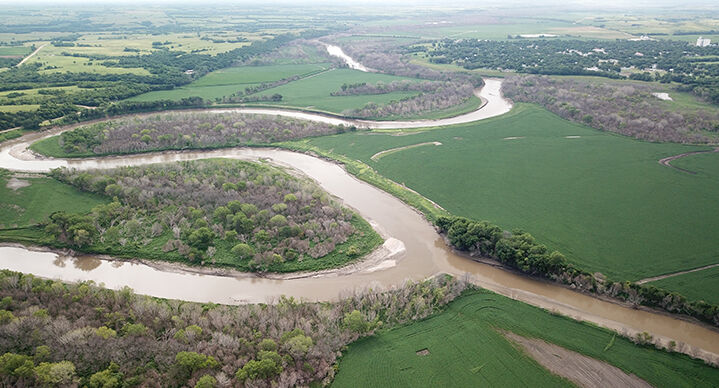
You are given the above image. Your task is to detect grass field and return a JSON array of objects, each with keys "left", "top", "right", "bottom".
[
  {"left": 649, "top": 267, "right": 719, "bottom": 305},
  {"left": 301, "top": 104, "right": 719, "bottom": 286},
  {"left": 128, "top": 63, "right": 330, "bottom": 102},
  {"left": 333, "top": 289, "right": 719, "bottom": 387},
  {"left": 0, "top": 171, "right": 107, "bottom": 228}
]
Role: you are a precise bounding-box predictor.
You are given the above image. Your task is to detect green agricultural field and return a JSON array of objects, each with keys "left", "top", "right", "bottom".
[
  {"left": 252, "top": 68, "right": 421, "bottom": 114},
  {"left": 649, "top": 267, "right": 719, "bottom": 305},
  {"left": 301, "top": 104, "right": 719, "bottom": 286},
  {"left": 128, "top": 63, "right": 330, "bottom": 102},
  {"left": 0, "top": 170, "right": 107, "bottom": 228},
  {"left": 672, "top": 151, "right": 719, "bottom": 180},
  {"left": 27, "top": 45, "right": 150, "bottom": 75},
  {"left": 333, "top": 290, "right": 719, "bottom": 388},
  {"left": 0, "top": 104, "right": 39, "bottom": 112},
  {"left": 0, "top": 46, "right": 30, "bottom": 56}
]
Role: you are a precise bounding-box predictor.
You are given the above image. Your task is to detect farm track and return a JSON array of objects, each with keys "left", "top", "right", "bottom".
[
  {"left": 370, "top": 141, "right": 442, "bottom": 161},
  {"left": 16, "top": 43, "right": 46, "bottom": 67},
  {"left": 636, "top": 262, "right": 719, "bottom": 284},
  {"left": 658, "top": 147, "right": 719, "bottom": 174}
]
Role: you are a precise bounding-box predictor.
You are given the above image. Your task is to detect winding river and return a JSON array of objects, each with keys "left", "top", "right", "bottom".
[{"left": 0, "top": 57, "right": 718, "bottom": 363}]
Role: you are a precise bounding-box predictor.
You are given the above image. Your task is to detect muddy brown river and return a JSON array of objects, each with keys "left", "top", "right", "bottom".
[{"left": 0, "top": 78, "right": 717, "bottom": 363}]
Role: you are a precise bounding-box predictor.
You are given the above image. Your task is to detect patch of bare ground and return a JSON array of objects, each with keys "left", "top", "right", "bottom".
[
  {"left": 5, "top": 177, "right": 29, "bottom": 190},
  {"left": 416, "top": 348, "right": 430, "bottom": 356},
  {"left": 503, "top": 331, "right": 652, "bottom": 388}
]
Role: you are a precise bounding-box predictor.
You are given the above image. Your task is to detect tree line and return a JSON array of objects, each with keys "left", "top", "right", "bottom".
[
  {"left": 502, "top": 75, "right": 719, "bottom": 143},
  {"left": 436, "top": 216, "right": 719, "bottom": 328},
  {"left": 424, "top": 38, "right": 719, "bottom": 104},
  {"left": 56, "top": 112, "right": 351, "bottom": 156}
]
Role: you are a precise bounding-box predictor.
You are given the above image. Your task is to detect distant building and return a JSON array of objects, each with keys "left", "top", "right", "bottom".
[{"left": 696, "top": 37, "right": 711, "bottom": 47}]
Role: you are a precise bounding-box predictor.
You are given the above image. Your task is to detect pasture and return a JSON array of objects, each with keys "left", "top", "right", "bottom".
[
  {"left": 302, "top": 104, "right": 719, "bottom": 290},
  {"left": 333, "top": 290, "right": 719, "bottom": 387}
]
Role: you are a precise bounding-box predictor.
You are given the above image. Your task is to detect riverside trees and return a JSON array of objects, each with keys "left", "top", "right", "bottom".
[
  {"left": 54, "top": 112, "right": 350, "bottom": 156},
  {"left": 47, "top": 159, "right": 380, "bottom": 271},
  {"left": 0, "top": 271, "right": 467, "bottom": 387}
]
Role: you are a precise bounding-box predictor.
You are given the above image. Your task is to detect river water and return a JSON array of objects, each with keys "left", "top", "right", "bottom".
[{"left": 0, "top": 58, "right": 717, "bottom": 361}]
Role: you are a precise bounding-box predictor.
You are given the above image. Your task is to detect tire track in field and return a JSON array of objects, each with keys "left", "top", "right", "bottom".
[
  {"left": 635, "top": 262, "right": 719, "bottom": 284},
  {"left": 658, "top": 147, "right": 719, "bottom": 174},
  {"left": 370, "top": 141, "right": 442, "bottom": 161}
]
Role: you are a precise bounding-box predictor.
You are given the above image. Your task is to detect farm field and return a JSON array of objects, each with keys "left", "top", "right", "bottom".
[
  {"left": 333, "top": 290, "right": 719, "bottom": 388},
  {"left": 26, "top": 44, "right": 151, "bottom": 75},
  {"left": 672, "top": 150, "right": 719, "bottom": 179},
  {"left": 251, "top": 68, "right": 421, "bottom": 114},
  {"left": 0, "top": 104, "right": 39, "bottom": 112},
  {"left": 0, "top": 170, "right": 107, "bottom": 228},
  {"left": 649, "top": 267, "right": 719, "bottom": 305},
  {"left": 301, "top": 104, "right": 719, "bottom": 287},
  {"left": 0, "top": 46, "right": 30, "bottom": 56},
  {"left": 128, "top": 63, "right": 330, "bottom": 102}
]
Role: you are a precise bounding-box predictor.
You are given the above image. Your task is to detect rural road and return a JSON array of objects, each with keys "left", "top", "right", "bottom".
[{"left": 16, "top": 43, "right": 46, "bottom": 67}]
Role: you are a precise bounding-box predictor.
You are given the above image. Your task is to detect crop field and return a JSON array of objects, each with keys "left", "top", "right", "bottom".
[
  {"left": 0, "top": 171, "right": 107, "bottom": 228},
  {"left": 649, "top": 267, "right": 719, "bottom": 305},
  {"left": 365, "top": 18, "right": 632, "bottom": 40},
  {"left": 301, "top": 104, "right": 719, "bottom": 289},
  {"left": 0, "top": 46, "right": 30, "bottom": 56},
  {"left": 0, "top": 104, "right": 39, "bottom": 112},
  {"left": 27, "top": 45, "right": 151, "bottom": 75},
  {"left": 128, "top": 63, "right": 330, "bottom": 102},
  {"left": 252, "top": 68, "right": 421, "bottom": 114},
  {"left": 333, "top": 290, "right": 719, "bottom": 387},
  {"left": 672, "top": 152, "right": 719, "bottom": 180}
]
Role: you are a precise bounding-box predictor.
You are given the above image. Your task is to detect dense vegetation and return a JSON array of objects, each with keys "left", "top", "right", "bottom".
[
  {"left": 425, "top": 38, "right": 719, "bottom": 104},
  {"left": 503, "top": 75, "right": 719, "bottom": 143},
  {"left": 43, "top": 159, "right": 380, "bottom": 272},
  {"left": 334, "top": 289, "right": 719, "bottom": 387},
  {"left": 34, "top": 112, "right": 351, "bottom": 157},
  {"left": 0, "top": 271, "right": 467, "bottom": 387}
]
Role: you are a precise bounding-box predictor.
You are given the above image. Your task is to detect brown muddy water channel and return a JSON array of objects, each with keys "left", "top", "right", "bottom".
[{"left": 0, "top": 81, "right": 717, "bottom": 361}]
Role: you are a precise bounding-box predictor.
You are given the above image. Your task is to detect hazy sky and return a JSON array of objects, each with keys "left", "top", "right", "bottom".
[{"left": 0, "top": 0, "right": 716, "bottom": 6}]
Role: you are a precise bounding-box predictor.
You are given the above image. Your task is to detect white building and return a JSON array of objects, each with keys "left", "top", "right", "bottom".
[{"left": 696, "top": 37, "right": 711, "bottom": 47}]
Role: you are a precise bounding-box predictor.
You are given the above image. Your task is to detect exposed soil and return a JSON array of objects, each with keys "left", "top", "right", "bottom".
[
  {"left": 503, "top": 332, "right": 652, "bottom": 388},
  {"left": 5, "top": 177, "right": 30, "bottom": 191}
]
